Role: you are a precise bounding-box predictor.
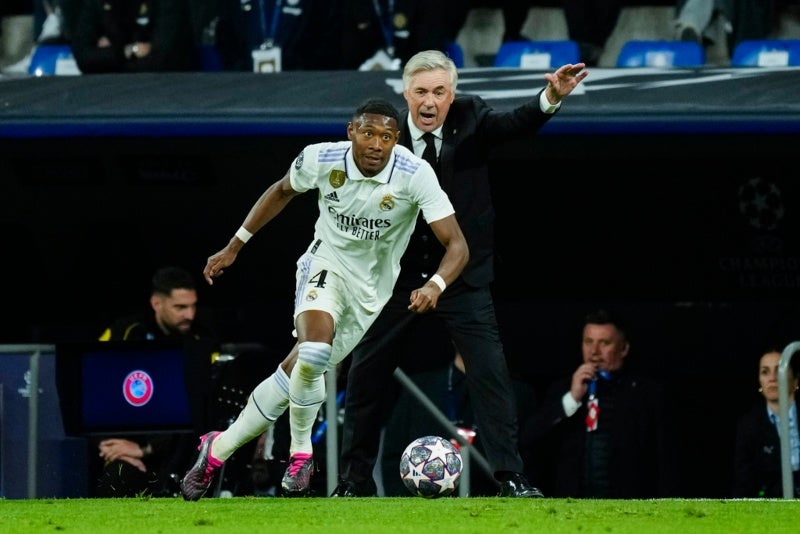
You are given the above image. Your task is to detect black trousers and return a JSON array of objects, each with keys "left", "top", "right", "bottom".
[{"left": 339, "top": 278, "right": 524, "bottom": 485}]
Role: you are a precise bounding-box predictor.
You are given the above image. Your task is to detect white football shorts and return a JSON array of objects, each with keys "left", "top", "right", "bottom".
[{"left": 292, "top": 251, "right": 381, "bottom": 368}]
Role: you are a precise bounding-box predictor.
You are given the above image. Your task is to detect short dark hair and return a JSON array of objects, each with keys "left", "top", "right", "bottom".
[
  {"left": 353, "top": 98, "right": 400, "bottom": 125},
  {"left": 584, "top": 308, "right": 628, "bottom": 342},
  {"left": 152, "top": 266, "right": 196, "bottom": 296}
]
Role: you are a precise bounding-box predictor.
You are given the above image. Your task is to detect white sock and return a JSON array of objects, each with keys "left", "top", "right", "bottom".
[
  {"left": 288, "top": 341, "right": 331, "bottom": 456},
  {"left": 212, "top": 365, "right": 290, "bottom": 461}
]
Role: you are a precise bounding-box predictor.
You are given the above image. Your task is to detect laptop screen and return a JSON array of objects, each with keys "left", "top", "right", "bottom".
[{"left": 56, "top": 340, "right": 210, "bottom": 436}]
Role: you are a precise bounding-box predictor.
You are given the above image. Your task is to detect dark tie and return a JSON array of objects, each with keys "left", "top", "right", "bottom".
[{"left": 421, "top": 132, "right": 437, "bottom": 169}]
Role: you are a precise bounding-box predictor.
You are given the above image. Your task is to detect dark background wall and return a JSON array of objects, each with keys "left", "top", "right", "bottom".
[{"left": 2, "top": 128, "right": 799, "bottom": 498}]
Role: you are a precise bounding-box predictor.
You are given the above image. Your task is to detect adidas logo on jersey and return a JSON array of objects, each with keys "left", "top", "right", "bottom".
[{"left": 324, "top": 191, "right": 340, "bottom": 202}]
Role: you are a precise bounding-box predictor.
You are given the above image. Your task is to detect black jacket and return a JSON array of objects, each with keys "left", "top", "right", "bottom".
[
  {"left": 214, "top": 0, "right": 342, "bottom": 71},
  {"left": 99, "top": 309, "right": 216, "bottom": 341},
  {"left": 734, "top": 397, "right": 800, "bottom": 498},
  {"left": 72, "top": 0, "right": 198, "bottom": 73},
  {"left": 522, "top": 367, "right": 680, "bottom": 498},
  {"left": 397, "top": 92, "right": 554, "bottom": 289}
]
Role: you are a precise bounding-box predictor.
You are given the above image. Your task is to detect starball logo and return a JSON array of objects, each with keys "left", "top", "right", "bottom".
[{"left": 122, "top": 370, "right": 154, "bottom": 407}]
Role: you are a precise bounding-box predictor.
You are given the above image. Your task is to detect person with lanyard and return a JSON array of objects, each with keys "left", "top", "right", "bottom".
[
  {"left": 214, "top": 0, "right": 342, "bottom": 71},
  {"left": 734, "top": 345, "right": 800, "bottom": 497},
  {"left": 521, "top": 308, "right": 680, "bottom": 498},
  {"left": 341, "top": 0, "right": 468, "bottom": 70}
]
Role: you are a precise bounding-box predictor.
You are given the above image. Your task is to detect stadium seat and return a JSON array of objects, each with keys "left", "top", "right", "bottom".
[
  {"left": 200, "top": 44, "right": 223, "bottom": 72},
  {"left": 730, "top": 39, "right": 800, "bottom": 67},
  {"left": 616, "top": 40, "right": 705, "bottom": 68},
  {"left": 27, "top": 44, "right": 81, "bottom": 76},
  {"left": 445, "top": 41, "right": 465, "bottom": 68},
  {"left": 493, "top": 40, "right": 580, "bottom": 69}
]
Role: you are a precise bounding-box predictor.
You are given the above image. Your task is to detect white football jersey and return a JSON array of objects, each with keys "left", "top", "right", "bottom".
[{"left": 289, "top": 140, "right": 454, "bottom": 312}]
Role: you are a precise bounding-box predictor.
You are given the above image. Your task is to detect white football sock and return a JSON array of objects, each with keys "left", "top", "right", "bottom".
[
  {"left": 212, "top": 364, "right": 290, "bottom": 461},
  {"left": 288, "top": 341, "right": 331, "bottom": 456}
]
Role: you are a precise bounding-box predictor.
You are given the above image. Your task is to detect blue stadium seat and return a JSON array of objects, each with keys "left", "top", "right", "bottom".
[
  {"left": 493, "top": 40, "right": 580, "bottom": 69},
  {"left": 28, "top": 44, "right": 80, "bottom": 76},
  {"left": 731, "top": 39, "right": 800, "bottom": 67},
  {"left": 616, "top": 40, "right": 705, "bottom": 68},
  {"left": 445, "top": 41, "right": 465, "bottom": 68},
  {"left": 200, "top": 44, "right": 223, "bottom": 72}
]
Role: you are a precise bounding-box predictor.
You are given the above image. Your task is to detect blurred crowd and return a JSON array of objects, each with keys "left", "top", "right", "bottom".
[
  {"left": 0, "top": 0, "right": 468, "bottom": 74},
  {"left": 1, "top": 1, "right": 798, "bottom": 75}
]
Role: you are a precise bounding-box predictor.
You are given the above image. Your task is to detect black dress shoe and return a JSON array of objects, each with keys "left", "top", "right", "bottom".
[
  {"left": 497, "top": 473, "right": 544, "bottom": 498},
  {"left": 330, "top": 479, "right": 377, "bottom": 497}
]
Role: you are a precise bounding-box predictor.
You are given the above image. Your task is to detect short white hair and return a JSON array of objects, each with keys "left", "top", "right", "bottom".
[{"left": 402, "top": 49, "right": 458, "bottom": 92}]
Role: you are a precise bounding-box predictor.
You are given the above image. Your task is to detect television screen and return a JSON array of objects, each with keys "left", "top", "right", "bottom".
[{"left": 56, "top": 340, "right": 211, "bottom": 436}]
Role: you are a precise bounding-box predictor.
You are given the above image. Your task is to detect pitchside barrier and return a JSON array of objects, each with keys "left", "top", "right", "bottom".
[
  {"left": 0, "top": 345, "right": 87, "bottom": 498},
  {"left": 778, "top": 341, "right": 799, "bottom": 499}
]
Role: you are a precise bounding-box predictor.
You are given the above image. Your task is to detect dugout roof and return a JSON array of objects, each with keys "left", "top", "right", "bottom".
[{"left": 0, "top": 67, "right": 798, "bottom": 138}]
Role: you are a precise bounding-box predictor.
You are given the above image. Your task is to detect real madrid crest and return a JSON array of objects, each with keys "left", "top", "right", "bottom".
[
  {"left": 379, "top": 195, "right": 395, "bottom": 211},
  {"left": 306, "top": 289, "right": 318, "bottom": 302},
  {"left": 294, "top": 150, "right": 305, "bottom": 170},
  {"left": 329, "top": 170, "right": 346, "bottom": 188}
]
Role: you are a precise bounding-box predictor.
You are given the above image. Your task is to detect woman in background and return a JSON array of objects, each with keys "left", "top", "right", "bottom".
[{"left": 734, "top": 346, "right": 800, "bottom": 498}]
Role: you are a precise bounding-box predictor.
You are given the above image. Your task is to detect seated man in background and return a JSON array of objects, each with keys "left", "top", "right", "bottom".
[
  {"left": 93, "top": 265, "right": 217, "bottom": 497},
  {"left": 521, "top": 308, "right": 680, "bottom": 498}
]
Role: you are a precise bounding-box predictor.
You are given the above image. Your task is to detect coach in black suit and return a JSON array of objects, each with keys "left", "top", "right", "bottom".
[{"left": 333, "top": 49, "right": 588, "bottom": 497}]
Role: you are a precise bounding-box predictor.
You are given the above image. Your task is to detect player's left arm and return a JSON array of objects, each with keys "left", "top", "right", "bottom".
[{"left": 407, "top": 214, "right": 469, "bottom": 313}]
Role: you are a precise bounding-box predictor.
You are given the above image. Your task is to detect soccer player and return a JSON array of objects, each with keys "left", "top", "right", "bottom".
[
  {"left": 180, "top": 98, "right": 468, "bottom": 499},
  {"left": 334, "top": 50, "right": 588, "bottom": 498}
]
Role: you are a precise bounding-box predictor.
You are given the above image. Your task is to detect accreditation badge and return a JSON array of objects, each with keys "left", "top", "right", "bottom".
[{"left": 252, "top": 45, "right": 282, "bottom": 73}]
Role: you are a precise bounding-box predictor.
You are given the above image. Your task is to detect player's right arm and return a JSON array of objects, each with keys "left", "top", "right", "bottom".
[{"left": 204, "top": 173, "right": 301, "bottom": 285}]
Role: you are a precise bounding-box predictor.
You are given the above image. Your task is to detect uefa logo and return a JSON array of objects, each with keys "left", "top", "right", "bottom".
[{"left": 122, "top": 370, "right": 154, "bottom": 407}]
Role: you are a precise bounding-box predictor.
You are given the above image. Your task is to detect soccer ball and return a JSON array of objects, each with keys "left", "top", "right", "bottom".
[{"left": 399, "top": 435, "right": 463, "bottom": 498}]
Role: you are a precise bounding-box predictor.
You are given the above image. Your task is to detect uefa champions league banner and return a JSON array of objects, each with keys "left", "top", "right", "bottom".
[{"left": 0, "top": 67, "right": 798, "bottom": 138}]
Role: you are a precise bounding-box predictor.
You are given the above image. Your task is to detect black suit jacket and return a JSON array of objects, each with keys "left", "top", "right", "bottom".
[
  {"left": 398, "top": 92, "right": 554, "bottom": 288},
  {"left": 734, "top": 398, "right": 800, "bottom": 498},
  {"left": 72, "top": 0, "right": 198, "bottom": 73}
]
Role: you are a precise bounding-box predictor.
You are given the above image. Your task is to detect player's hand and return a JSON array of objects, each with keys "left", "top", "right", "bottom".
[
  {"left": 407, "top": 283, "right": 441, "bottom": 313},
  {"left": 204, "top": 249, "right": 237, "bottom": 285}
]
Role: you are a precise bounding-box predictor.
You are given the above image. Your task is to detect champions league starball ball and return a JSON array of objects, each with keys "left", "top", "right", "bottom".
[{"left": 399, "top": 435, "right": 463, "bottom": 498}]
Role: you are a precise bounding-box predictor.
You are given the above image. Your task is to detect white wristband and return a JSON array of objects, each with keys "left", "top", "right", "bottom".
[
  {"left": 235, "top": 226, "right": 253, "bottom": 243},
  {"left": 429, "top": 274, "right": 446, "bottom": 292}
]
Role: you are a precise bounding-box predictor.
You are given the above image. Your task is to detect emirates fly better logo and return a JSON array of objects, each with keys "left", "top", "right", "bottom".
[{"left": 122, "top": 370, "right": 154, "bottom": 407}]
